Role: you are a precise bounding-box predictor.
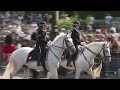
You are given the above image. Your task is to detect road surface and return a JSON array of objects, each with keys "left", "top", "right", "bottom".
[{"left": 0, "top": 67, "right": 119, "bottom": 79}]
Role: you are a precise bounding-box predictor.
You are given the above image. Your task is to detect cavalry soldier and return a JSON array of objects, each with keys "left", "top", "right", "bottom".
[
  {"left": 27, "top": 21, "right": 48, "bottom": 79},
  {"left": 29, "top": 21, "right": 48, "bottom": 66},
  {"left": 67, "top": 21, "right": 86, "bottom": 67},
  {"left": 35, "top": 21, "right": 48, "bottom": 67}
]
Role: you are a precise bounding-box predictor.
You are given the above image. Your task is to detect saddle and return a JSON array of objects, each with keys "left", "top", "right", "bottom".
[{"left": 27, "top": 47, "right": 48, "bottom": 63}]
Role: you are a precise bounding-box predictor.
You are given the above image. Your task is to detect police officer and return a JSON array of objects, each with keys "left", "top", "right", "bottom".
[
  {"left": 67, "top": 21, "right": 85, "bottom": 67},
  {"left": 33, "top": 21, "right": 48, "bottom": 67}
]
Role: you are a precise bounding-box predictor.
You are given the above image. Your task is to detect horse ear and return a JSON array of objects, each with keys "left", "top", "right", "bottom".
[
  {"left": 66, "top": 33, "right": 69, "bottom": 36},
  {"left": 108, "top": 41, "right": 111, "bottom": 45}
]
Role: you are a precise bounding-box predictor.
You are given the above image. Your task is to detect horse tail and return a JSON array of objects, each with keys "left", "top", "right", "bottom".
[
  {"left": 3, "top": 58, "right": 15, "bottom": 79},
  {"left": 93, "top": 62, "right": 102, "bottom": 78}
]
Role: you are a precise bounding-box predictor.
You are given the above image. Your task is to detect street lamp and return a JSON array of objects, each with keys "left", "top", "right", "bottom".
[{"left": 52, "top": 11, "right": 59, "bottom": 26}]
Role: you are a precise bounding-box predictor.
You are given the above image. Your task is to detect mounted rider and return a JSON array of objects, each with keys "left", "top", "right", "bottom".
[
  {"left": 35, "top": 21, "right": 48, "bottom": 67},
  {"left": 28, "top": 21, "right": 48, "bottom": 68},
  {"left": 67, "top": 21, "right": 86, "bottom": 67}
]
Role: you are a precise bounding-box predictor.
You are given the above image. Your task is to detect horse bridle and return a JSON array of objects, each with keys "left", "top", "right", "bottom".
[
  {"left": 82, "top": 43, "right": 111, "bottom": 68},
  {"left": 49, "top": 36, "right": 75, "bottom": 61}
]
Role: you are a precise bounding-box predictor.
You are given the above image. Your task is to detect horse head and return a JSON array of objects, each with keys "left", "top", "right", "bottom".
[
  {"left": 98, "top": 41, "right": 111, "bottom": 63},
  {"left": 63, "top": 33, "right": 76, "bottom": 54},
  {"left": 51, "top": 33, "right": 76, "bottom": 55}
]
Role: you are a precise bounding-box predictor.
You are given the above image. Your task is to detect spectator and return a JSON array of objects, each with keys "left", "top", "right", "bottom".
[
  {"left": 86, "top": 24, "right": 93, "bottom": 33},
  {"left": 28, "top": 23, "right": 38, "bottom": 34},
  {"left": 87, "top": 34, "right": 94, "bottom": 44},
  {"left": 108, "top": 34, "right": 119, "bottom": 53},
  {"left": 94, "top": 29, "right": 106, "bottom": 42},
  {"left": 105, "top": 13, "right": 113, "bottom": 30},
  {"left": 1, "top": 34, "right": 17, "bottom": 65},
  {"left": 108, "top": 27, "right": 119, "bottom": 40}
]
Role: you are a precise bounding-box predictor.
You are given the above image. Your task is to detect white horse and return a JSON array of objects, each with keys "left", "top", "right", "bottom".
[
  {"left": 2, "top": 33, "right": 76, "bottom": 79},
  {"left": 59, "top": 42, "right": 111, "bottom": 79}
]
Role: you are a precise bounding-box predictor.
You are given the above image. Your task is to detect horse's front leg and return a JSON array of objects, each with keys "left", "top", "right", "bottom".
[
  {"left": 49, "top": 68, "right": 58, "bottom": 79},
  {"left": 75, "top": 66, "right": 81, "bottom": 79},
  {"left": 47, "top": 72, "right": 53, "bottom": 79},
  {"left": 48, "top": 64, "right": 59, "bottom": 79},
  {"left": 86, "top": 68, "right": 96, "bottom": 79}
]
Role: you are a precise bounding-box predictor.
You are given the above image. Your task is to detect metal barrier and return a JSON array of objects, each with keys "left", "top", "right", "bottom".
[{"left": 81, "top": 20, "right": 120, "bottom": 32}]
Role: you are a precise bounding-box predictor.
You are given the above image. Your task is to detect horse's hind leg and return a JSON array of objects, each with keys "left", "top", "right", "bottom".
[
  {"left": 86, "top": 68, "right": 96, "bottom": 79},
  {"left": 22, "top": 66, "right": 30, "bottom": 79},
  {"left": 10, "top": 63, "right": 24, "bottom": 79}
]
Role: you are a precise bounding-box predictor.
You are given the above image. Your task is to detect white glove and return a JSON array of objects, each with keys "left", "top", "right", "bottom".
[{"left": 80, "top": 42, "right": 86, "bottom": 46}]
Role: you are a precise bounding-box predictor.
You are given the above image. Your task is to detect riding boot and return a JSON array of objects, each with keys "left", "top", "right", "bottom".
[
  {"left": 67, "top": 54, "right": 74, "bottom": 67},
  {"left": 41, "top": 52, "right": 48, "bottom": 72},
  {"left": 67, "top": 51, "right": 78, "bottom": 67}
]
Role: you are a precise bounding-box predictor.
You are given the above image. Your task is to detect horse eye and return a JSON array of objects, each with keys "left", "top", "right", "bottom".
[
  {"left": 66, "top": 40, "right": 69, "bottom": 42},
  {"left": 106, "top": 50, "right": 108, "bottom": 52}
]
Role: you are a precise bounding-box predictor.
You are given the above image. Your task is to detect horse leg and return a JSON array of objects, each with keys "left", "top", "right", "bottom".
[
  {"left": 49, "top": 66, "right": 58, "bottom": 79},
  {"left": 3, "top": 60, "right": 15, "bottom": 79},
  {"left": 47, "top": 72, "right": 53, "bottom": 79},
  {"left": 22, "top": 66, "right": 30, "bottom": 79},
  {"left": 75, "top": 67, "right": 81, "bottom": 79},
  {"left": 30, "top": 69, "right": 39, "bottom": 79},
  {"left": 93, "top": 62, "right": 102, "bottom": 78},
  {"left": 86, "top": 68, "right": 96, "bottom": 79}
]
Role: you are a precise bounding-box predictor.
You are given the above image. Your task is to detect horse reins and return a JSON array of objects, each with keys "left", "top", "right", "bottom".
[
  {"left": 49, "top": 37, "right": 75, "bottom": 61},
  {"left": 82, "top": 43, "right": 111, "bottom": 68}
]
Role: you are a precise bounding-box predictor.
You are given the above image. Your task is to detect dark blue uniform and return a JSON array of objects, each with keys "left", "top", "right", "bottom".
[
  {"left": 35, "top": 27, "right": 48, "bottom": 66},
  {"left": 71, "top": 28, "right": 83, "bottom": 46},
  {"left": 67, "top": 21, "right": 83, "bottom": 66},
  {"left": 29, "top": 21, "right": 48, "bottom": 67},
  {"left": 36, "top": 28, "right": 47, "bottom": 49}
]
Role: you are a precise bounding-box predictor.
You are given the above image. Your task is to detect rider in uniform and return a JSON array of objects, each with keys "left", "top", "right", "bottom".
[
  {"left": 29, "top": 21, "right": 48, "bottom": 79},
  {"left": 29, "top": 21, "right": 48, "bottom": 66},
  {"left": 67, "top": 21, "right": 85, "bottom": 67},
  {"left": 35, "top": 21, "right": 48, "bottom": 67}
]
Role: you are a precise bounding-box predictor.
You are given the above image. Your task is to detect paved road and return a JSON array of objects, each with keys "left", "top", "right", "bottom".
[
  {"left": 0, "top": 67, "right": 119, "bottom": 79},
  {"left": 0, "top": 67, "right": 92, "bottom": 79}
]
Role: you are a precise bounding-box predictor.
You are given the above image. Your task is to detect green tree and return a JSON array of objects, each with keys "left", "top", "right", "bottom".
[{"left": 57, "top": 12, "right": 80, "bottom": 30}]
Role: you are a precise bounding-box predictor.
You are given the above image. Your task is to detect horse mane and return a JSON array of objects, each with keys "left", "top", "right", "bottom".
[
  {"left": 51, "top": 33, "right": 66, "bottom": 44},
  {"left": 86, "top": 42, "right": 105, "bottom": 47}
]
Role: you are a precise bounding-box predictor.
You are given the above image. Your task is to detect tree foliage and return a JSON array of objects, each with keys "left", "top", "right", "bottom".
[{"left": 57, "top": 13, "right": 80, "bottom": 30}]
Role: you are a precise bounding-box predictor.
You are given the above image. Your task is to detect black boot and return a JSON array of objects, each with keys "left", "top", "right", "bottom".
[
  {"left": 67, "top": 55, "right": 73, "bottom": 67},
  {"left": 37, "top": 53, "right": 41, "bottom": 66},
  {"left": 67, "top": 52, "right": 77, "bottom": 67}
]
